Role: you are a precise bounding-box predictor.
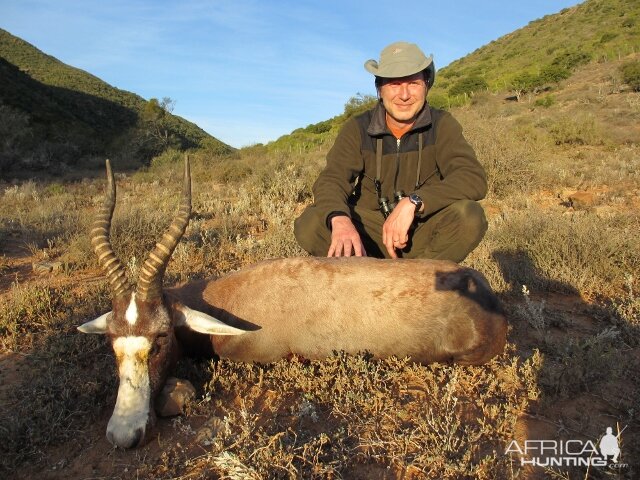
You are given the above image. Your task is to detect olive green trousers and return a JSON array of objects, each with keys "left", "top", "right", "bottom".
[{"left": 294, "top": 200, "right": 488, "bottom": 262}]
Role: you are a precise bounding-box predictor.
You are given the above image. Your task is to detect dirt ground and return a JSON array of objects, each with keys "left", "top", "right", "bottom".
[{"left": 1, "top": 185, "right": 637, "bottom": 479}]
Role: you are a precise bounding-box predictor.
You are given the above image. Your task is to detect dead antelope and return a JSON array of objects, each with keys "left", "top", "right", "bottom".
[{"left": 79, "top": 158, "right": 507, "bottom": 449}]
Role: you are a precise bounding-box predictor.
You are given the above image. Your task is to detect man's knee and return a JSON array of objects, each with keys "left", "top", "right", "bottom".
[
  {"left": 450, "top": 200, "right": 488, "bottom": 240},
  {"left": 410, "top": 200, "right": 488, "bottom": 261},
  {"left": 294, "top": 206, "right": 330, "bottom": 256},
  {"left": 444, "top": 200, "right": 487, "bottom": 260}
]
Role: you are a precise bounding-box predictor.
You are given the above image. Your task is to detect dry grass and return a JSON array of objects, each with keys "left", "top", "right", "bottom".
[
  {"left": 1, "top": 58, "right": 640, "bottom": 479},
  {"left": 132, "top": 351, "right": 542, "bottom": 479},
  {"left": 0, "top": 281, "right": 115, "bottom": 467}
]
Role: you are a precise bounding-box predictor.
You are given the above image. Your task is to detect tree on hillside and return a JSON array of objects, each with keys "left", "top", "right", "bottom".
[
  {"left": 510, "top": 72, "right": 539, "bottom": 101},
  {"left": 343, "top": 94, "right": 377, "bottom": 119},
  {"left": 141, "top": 97, "right": 177, "bottom": 151},
  {"left": 510, "top": 63, "right": 573, "bottom": 101}
]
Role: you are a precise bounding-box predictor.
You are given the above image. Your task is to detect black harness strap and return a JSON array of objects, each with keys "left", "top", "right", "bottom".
[
  {"left": 374, "top": 137, "right": 383, "bottom": 202},
  {"left": 416, "top": 133, "right": 423, "bottom": 189}
]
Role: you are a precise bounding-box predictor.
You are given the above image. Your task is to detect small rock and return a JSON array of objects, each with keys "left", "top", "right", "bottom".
[
  {"left": 195, "top": 416, "right": 226, "bottom": 445},
  {"left": 32, "top": 261, "right": 63, "bottom": 274},
  {"left": 155, "top": 377, "right": 196, "bottom": 417}
]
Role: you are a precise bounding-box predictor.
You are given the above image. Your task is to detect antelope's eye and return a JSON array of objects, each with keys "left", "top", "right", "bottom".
[{"left": 151, "top": 333, "right": 169, "bottom": 354}]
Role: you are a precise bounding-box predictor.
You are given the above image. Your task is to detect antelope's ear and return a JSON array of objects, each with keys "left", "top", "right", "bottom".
[
  {"left": 78, "top": 311, "right": 110, "bottom": 334},
  {"left": 174, "top": 304, "right": 248, "bottom": 336}
]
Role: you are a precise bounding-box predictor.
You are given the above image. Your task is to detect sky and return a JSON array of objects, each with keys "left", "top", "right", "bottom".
[{"left": 1, "top": 0, "right": 581, "bottom": 148}]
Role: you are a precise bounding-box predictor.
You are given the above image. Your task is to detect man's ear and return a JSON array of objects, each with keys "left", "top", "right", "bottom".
[
  {"left": 174, "top": 303, "right": 248, "bottom": 336},
  {"left": 78, "top": 312, "right": 110, "bottom": 334}
]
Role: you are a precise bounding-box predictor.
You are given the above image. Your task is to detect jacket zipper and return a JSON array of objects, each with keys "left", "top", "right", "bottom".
[{"left": 393, "top": 137, "right": 401, "bottom": 193}]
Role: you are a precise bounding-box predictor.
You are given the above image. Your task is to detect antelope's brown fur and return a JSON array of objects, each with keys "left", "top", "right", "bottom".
[{"left": 168, "top": 256, "right": 507, "bottom": 366}]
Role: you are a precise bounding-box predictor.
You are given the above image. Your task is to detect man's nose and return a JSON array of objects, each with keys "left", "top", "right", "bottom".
[{"left": 399, "top": 83, "right": 411, "bottom": 99}]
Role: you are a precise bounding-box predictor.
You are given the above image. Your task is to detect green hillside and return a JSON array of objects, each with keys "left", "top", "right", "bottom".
[
  {"left": 431, "top": 0, "right": 640, "bottom": 104},
  {"left": 0, "top": 28, "right": 233, "bottom": 176},
  {"left": 264, "top": 0, "right": 640, "bottom": 149}
]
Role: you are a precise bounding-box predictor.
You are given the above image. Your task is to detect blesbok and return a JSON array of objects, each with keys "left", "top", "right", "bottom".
[{"left": 78, "top": 158, "right": 507, "bottom": 449}]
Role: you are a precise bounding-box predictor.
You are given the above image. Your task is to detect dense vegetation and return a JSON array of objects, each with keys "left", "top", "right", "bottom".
[{"left": 0, "top": 29, "right": 232, "bottom": 176}]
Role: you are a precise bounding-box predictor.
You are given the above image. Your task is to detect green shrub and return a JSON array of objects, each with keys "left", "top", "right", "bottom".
[
  {"left": 428, "top": 92, "right": 450, "bottom": 109},
  {"left": 598, "top": 32, "right": 619, "bottom": 44},
  {"left": 539, "top": 64, "right": 571, "bottom": 84},
  {"left": 343, "top": 94, "right": 377, "bottom": 119},
  {"left": 534, "top": 94, "right": 556, "bottom": 108},
  {"left": 303, "top": 120, "right": 332, "bottom": 134},
  {"left": 448, "top": 75, "right": 488, "bottom": 97},
  {"left": 510, "top": 71, "right": 544, "bottom": 93},
  {"left": 150, "top": 147, "right": 183, "bottom": 168},
  {"left": 621, "top": 18, "right": 636, "bottom": 28},
  {"left": 551, "top": 51, "right": 592, "bottom": 70},
  {"left": 620, "top": 60, "right": 640, "bottom": 91}
]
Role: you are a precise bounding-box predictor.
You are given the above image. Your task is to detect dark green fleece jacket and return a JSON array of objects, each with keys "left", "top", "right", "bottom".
[{"left": 311, "top": 102, "right": 487, "bottom": 225}]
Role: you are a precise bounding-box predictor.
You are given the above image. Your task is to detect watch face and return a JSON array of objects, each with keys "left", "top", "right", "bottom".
[{"left": 410, "top": 194, "right": 422, "bottom": 211}]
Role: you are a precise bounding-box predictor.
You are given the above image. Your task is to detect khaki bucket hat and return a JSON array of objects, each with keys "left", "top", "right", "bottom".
[{"left": 364, "top": 41, "right": 434, "bottom": 80}]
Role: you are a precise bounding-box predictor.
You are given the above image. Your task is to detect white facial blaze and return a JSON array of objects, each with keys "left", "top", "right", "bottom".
[
  {"left": 125, "top": 293, "right": 138, "bottom": 325},
  {"left": 107, "top": 336, "right": 151, "bottom": 448}
]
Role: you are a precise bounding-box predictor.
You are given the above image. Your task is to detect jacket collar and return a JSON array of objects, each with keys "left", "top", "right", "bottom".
[{"left": 366, "top": 101, "right": 433, "bottom": 137}]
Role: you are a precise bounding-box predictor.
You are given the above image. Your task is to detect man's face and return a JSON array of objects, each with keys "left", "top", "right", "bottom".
[{"left": 378, "top": 73, "right": 428, "bottom": 123}]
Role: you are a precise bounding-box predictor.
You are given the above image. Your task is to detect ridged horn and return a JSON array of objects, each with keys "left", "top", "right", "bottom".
[
  {"left": 91, "top": 159, "right": 132, "bottom": 297},
  {"left": 136, "top": 156, "right": 192, "bottom": 301}
]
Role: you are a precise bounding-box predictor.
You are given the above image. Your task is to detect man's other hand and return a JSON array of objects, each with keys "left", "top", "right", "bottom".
[
  {"left": 382, "top": 198, "right": 416, "bottom": 259},
  {"left": 328, "top": 216, "right": 367, "bottom": 257}
]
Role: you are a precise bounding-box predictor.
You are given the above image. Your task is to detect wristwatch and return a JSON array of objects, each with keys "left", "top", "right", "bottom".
[{"left": 408, "top": 193, "right": 423, "bottom": 214}]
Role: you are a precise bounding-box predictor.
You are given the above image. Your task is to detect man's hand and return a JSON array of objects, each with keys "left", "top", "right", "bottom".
[
  {"left": 382, "top": 197, "right": 417, "bottom": 259},
  {"left": 328, "top": 216, "right": 367, "bottom": 257}
]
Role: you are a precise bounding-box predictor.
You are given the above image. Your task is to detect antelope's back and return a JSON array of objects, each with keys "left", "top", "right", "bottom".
[{"left": 188, "top": 257, "right": 506, "bottom": 364}]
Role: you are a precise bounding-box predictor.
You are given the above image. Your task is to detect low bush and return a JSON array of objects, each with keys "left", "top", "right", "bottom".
[
  {"left": 538, "top": 64, "right": 571, "bottom": 84},
  {"left": 620, "top": 60, "right": 640, "bottom": 91},
  {"left": 466, "top": 210, "right": 640, "bottom": 299},
  {"left": 457, "top": 110, "right": 539, "bottom": 199},
  {"left": 448, "top": 75, "right": 488, "bottom": 97},
  {"left": 534, "top": 94, "right": 556, "bottom": 108},
  {"left": 543, "top": 114, "right": 604, "bottom": 145},
  {"left": 551, "top": 50, "right": 592, "bottom": 70}
]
